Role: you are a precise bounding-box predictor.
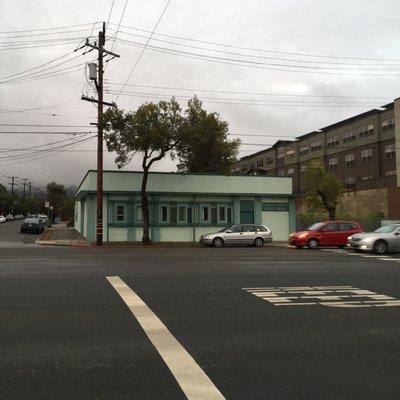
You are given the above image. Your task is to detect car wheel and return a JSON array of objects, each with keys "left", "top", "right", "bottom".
[
  {"left": 212, "top": 237, "right": 223, "bottom": 248},
  {"left": 254, "top": 237, "right": 264, "bottom": 248},
  {"left": 307, "top": 239, "right": 319, "bottom": 249},
  {"left": 374, "top": 240, "right": 387, "bottom": 255}
]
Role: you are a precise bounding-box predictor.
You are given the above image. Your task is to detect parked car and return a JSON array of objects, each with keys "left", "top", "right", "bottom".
[
  {"left": 200, "top": 224, "right": 273, "bottom": 248},
  {"left": 14, "top": 214, "right": 24, "bottom": 220},
  {"left": 0, "top": 216, "right": 6, "bottom": 223},
  {"left": 37, "top": 214, "right": 49, "bottom": 225},
  {"left": 20, "top": 217, "right": 44, "bottom": 234},
  {"left": 5, "top": 214, "right": 14, "bottom": 221},
  {"left": 289, "top": 221, "right": 363, "bottom": 249},
  {"left": 347, "top": 223, "right": 400, "bottom": 254}
]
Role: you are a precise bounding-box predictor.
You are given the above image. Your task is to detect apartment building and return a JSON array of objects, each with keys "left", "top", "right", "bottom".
[{"left": 235, "top": 98, "right": 400, "bottom": 218}]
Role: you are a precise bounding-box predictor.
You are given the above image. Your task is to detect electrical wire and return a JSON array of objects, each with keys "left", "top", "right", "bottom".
[
  {"left": 114, "top": 0, "right": 171, "bottom": 101},
  {"left": 109, "top": 22, "right": 400, "bottom": 63}
]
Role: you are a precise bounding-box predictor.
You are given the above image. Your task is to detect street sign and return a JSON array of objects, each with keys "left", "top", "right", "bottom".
[{"left": 45, "top": 202, "right": 50, "bottom": 208}]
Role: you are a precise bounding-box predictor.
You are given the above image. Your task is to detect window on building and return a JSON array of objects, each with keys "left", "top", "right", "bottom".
[
  {"left": 257, "top": 160, "right": 263, "bottom": 166},
  {"left": 361, "top": 176, "right": 373, "bottom": 181},
  {"left": 287, "top": 167, "right": 294, "bottom": 176},
  {"left": 301, "top": 165, "right": 307, "bottom": 173},
  {"left": 385, "top": 144, "right": 396, "bottom": 159},
  {"left": 328, "top": 158, "right": 338, "bottom": 169},
  {"left": 382, "top": 118, "right": 395, "bottom": 132},
  {"left": 277, "top": 152, "right": 285, "bottom": 160},
  {"left": 345, "top": 153, "right": 355, "bottom": 167},
  {"left": 310, "top": 141, "right": 322, "bottom": 152},
  {"left": 327, "top": 137, "right": 339, "bottom": 147},
  {"left": 116, "top": 204, "right": 125, "bottom": 222},
  {"left": 345, "top": 177, "right": 356, "bottom": 186},
  {"left": 299, "top": 145, "right": 310, "bottom": 155},
  {"left": 160, "top": 205, "right": 168, "bottom": 222},
  {"left": 277, "top": 170, "right": 285, "bottom": 176},
  {"left": 187, "top": 207, "right": 193, "bottom": 224},
  {"left": 266, "top": 156, "right": 274, "bottom": 165},
  {"left": 136, "top": 205, "right": 143, "bottom": 222},
  {"left": 227, "top": 207, "right": 232, "bottom": 223},
  {"left": 170, "top": 206, "right": 177, "bottom": 224},
  {"left": 201, "top": 206, "right": 210, "bottom": 222},
  {"left": 286, "top": 149, "right": 296, "bottom": 158},
  {"left": 386, "top": 170, "right": 396, "bottom": 176},
  {"left": 358, "top": 124, "right": 374, "bottom": 138},
  {"left": 343, "top": 131, "right": 356, "bottom": 143},
  {"left": 241, "top": 166, "right": 247, "bottom": 172},
  {"left": 178, "top": 205, "right": 186, "bottom": 222},
  {"left": 361, "top": 149, "right": 372, "bottom": 163}
]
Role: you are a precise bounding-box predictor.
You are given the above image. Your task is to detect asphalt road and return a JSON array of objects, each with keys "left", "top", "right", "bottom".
[
  {"left": 1, "top": 240, "right": 400, "bottom": 399},
  {"left": 0, "top": 220, "right": 40, "bottom": 244}
]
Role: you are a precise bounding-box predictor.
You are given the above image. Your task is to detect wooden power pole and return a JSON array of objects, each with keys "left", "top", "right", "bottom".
[{"left": 79, "top": 22, "right": 119, "bottom": 246}]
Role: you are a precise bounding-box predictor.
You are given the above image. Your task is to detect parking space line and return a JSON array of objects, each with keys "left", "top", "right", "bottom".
[{"left": 106, "top": 276, "right": 226, "bottom": 400}]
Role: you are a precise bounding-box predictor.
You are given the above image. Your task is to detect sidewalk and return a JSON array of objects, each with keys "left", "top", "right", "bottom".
[{"left": 36, "top": 222, "right": 90, "bottom": 247}]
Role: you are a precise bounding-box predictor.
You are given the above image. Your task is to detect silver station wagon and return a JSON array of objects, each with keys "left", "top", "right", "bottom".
[{"left": 199, "top": 224, "right": 273, "bottom": 248}]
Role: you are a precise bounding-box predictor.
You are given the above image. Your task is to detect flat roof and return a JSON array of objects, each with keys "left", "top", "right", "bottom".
[{"left": 76, "top": 170, "right": 293, "bottom": 198}]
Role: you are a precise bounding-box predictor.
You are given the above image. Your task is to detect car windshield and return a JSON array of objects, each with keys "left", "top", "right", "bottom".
[
  {"left": 374, "top": 225, "right": 398, "bottom": 233},
  {"left": 24, "top": 218, "right": 39, "bottom": 223},
  {"left": 307, "top": 222, "right": 325, "bottom": 231}
]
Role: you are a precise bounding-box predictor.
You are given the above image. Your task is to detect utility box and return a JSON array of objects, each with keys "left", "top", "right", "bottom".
[{"left": 88, "top": 63, "right": 97, "bottom": 80}]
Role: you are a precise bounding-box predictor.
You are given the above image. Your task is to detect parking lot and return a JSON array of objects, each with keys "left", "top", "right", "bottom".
[{"left": 1, "top": 241, "right": 400, "bottom": 400}]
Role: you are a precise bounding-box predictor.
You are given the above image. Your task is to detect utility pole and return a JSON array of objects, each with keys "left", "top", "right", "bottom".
[
  {"left": 21, "top": 178, "right": 29, "bottom": 201},
  {"left": 8, "top": 176, "right": 18, "bottom": 196},
  {"left": 28, "top": 181, "right": 32, "bottom": 198},
  {"left": 78, "top": 22, "right": 119, "bottom": 246}
]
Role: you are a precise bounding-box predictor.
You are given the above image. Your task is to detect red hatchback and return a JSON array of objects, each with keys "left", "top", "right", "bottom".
[{"left": 289, "top": 221, "right": 363, "bottom": 249}]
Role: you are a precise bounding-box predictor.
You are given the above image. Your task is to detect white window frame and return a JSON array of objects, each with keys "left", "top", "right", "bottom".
[
  {"left": 135, "top": 204, "right": 143, "bottom": 222},
  {"left": 200, "top": 205, "right": 211, "bottom": 223},
  {"left": 115, "top": 203, "right": 126, "bottom": 223},
  {"left": 218, "top": 205, "right": 227, "bottom": 223},
  {"left": 178, "top": 205, "right": 187, "bottom": 223},
  {"left": 361, "top": 149, "right": 372, "bottom": 162},
  {"left": 287, "top": 167, "right": 295, "bottom": 176},
  {"left": 328, "top": 158, "right": 338, "bottom": 169},
  {"left": 345, "top": 177, "right": 356, "bottom": 185},
  {"left": 159, "top": 204, "right": 169, "bottom": 223}
]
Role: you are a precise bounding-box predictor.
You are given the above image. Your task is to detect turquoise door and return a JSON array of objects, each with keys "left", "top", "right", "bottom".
[{"left": 240, "top": 200, "right": 254, "bottom": 224}]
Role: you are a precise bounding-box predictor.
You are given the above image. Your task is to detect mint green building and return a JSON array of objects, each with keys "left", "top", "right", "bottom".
[{"left": 74, "top": 170, "right": 295, "bottom": 243}]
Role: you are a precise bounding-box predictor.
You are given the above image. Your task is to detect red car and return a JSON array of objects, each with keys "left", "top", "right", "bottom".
[{"left": 289, "top": 221, "right": 363, "bottom": 249}]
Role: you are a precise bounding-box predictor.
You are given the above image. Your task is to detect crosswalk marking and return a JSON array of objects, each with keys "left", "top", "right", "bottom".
[
  {"left": 107, "top": 276, "right": 226, "bottom": 400},
  {"left": 244, "top": 286, "right": 400, "bottom": 308},
  {"left": 321, "top": 248, "right": 400, "bottom": 263}
]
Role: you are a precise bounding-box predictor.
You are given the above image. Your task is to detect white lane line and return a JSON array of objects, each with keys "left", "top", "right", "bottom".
[{"left": 106, "top": 276, "right": 225, "bottom": 400}]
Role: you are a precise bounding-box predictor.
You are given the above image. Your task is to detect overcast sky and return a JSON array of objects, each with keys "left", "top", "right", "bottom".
[{"left": 1, "top": 0, "right": 400, "bottom": 190}]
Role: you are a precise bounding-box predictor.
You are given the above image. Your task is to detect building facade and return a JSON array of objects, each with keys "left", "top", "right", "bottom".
[
  {"left": 75, "top": 170, "right": 296, "bottom": 243},
  {"left": 235, "top": 99, "right": 400, "bottom": 218}
]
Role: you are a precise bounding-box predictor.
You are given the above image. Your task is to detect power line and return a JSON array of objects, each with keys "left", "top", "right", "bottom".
[
  {"left": 115, "top": 0, "right": 171, "bottom": 101},
  {"left": 110, "top": 28, "right": 400, "bottom": 68},
  {"left": 107, "top": 82, "right": 393, "bottom": 100},
  {"left": 0, "top": 124, "right": 91, "bottom": 127},
  {"left": 0, "top": 131, "right": 93, "bottom": 135},
  {"left": 106, "top": 0, "right": 115, "bottom": 28},
  {"left": 0, "top": 22, "right": 100, "bottom": 35},
  {"left": 114, "top": 38, "right": 400, "bottom": 76},
  {"left": 110, "top": 22, "right": 400, "bottom": 63}
]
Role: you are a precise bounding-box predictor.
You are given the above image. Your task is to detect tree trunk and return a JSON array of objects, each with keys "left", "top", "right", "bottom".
[
  {"left": 141, "top": 167, "right": 151, "bottom": 245},
  {"left": 328, "top": 207, "right": 336, "bottom": 220}
]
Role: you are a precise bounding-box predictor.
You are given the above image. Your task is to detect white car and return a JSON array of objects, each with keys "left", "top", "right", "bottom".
[{"left": 0, "top": 216, "right": 5, "bottom": 223}]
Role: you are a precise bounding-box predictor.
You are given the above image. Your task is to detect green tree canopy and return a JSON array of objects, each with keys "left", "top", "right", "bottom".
[
  {"left": 103, "top": 99, "right": 183, "bottom": 244},
  {"left": 303, "top": 159, "right": 344, "bottom": 220},
  {"left": 176, "top": 97, "right": 240, "bottom": 174},
  {"left": 46, "top": 181, "right": 67, "bottom": 216}
]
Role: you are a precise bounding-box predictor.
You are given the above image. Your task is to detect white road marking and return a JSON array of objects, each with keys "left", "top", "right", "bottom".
[
  {"left": 244, "top": 286, "right": 400, "bottom": 308},
  {"left": 106, "top": 276, "right": 225, "bottom": 400},
  {"left": 378, "top": 258, "right": 399, "bottom": 262}
]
